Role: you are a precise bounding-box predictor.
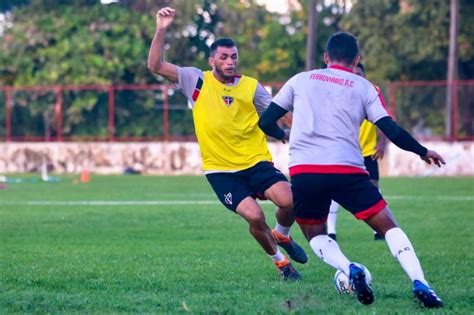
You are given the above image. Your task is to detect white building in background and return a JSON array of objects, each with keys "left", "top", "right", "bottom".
[
  {"left": 256, "top": 0, "right": 353, "bottom": 14},
  {"left": 256, "top": 0, "right": 301, "bottom": 14},
  {"left": 0, "top": 12, "right": 13, "bottom": 36}
]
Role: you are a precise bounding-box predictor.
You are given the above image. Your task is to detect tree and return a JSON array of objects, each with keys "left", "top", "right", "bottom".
[
  {"left": 341, "top": 0, "right": 473, "bottom": 139},
  {"left": 0, "top": 0, "right": 357, "bottom": 139},
  {"left": 341, "top": 0, "right": 474, "bottom": 81}
]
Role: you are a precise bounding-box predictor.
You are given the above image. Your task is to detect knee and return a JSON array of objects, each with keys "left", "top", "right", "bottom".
[
  {"left": 244, "top": 211, "right": 266, "bottom": 228},
  {"left": 300, "top": 223, "right": 325, "bottom": 241},
  {"left": 365, "top": 207, "right": 398, "bottom": 235},
  {"left": 277, "top": 200, "right": 293, "bottom": 212},
  {"left": 378, "top": 221, "right": 398, "bottom": 236},
  {"left": 266, "top": 183, "right": 293, "bottom": 209}
]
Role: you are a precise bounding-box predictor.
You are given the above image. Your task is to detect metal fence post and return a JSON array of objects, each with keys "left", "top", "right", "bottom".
[
  {"left": 452, "top": 81, "right": 458, "bottom": 141},
  {"left": 5, "top": 88, "right": 12, "bottom": 142},
  {"left": 163, "top": 85, "right": 169, "bottom": 141},
  {"left": 388, "top": 83, "right": 398, "bottom": 120},
  {"left": 55, "top": 87, "right": 63, "bottom": 142},
  {"left": 108, "top": 86, "right": 115, "bottom": 141}
]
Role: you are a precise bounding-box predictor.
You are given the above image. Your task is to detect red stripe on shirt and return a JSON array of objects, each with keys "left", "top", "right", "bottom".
[
  {"left": 192, "top": 89, "right": 200, "bottom": 101},
  {"left": 289, "top": 164, "right": 368, "bottom": 176},
  {"left": 354, "top": 199, "right": 387, "bottom": 220},
  {"left": 372, "top": 84, "right": 393, "bottom": 118},
  {"left": 328, "top": 65, "right": 354, "bottom": 73}
]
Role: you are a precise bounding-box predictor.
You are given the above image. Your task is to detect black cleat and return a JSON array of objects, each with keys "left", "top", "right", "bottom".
[
  {"left": 374, "top": 233, "right": 385, "bottom": 241},
  {"left": 328, "top": 233, "right": 337, "bottom": 241},
  {"left": 275, "top": 258, "right": 301, "bottom": 281},
  {"left": 413, "top": 280, "right": 444, "bottom": 308},
  {"left": 349, "top": 263, "right": 374, "bottom": 305},
  {"left": 272, "top": 230, "right": 308, "bottom": 264}
]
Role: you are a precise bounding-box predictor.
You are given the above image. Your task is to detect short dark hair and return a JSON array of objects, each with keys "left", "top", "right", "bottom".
[
  {"left": 210, "top": 38, "right": 236, "bottom": 57},
  {"left": 326, "top": 32, "right": 359, "bottom": 65},
  {"left": 356, "top": 62, "right": 365, "bottom": 74}
]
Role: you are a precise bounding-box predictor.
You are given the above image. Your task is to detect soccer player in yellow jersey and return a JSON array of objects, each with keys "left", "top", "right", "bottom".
[
  {"left": 327, "top": 62, "right": 388, "bottom": 241},
  {"left": 147, "top": 7, "right": 307, "bottom": 280}
]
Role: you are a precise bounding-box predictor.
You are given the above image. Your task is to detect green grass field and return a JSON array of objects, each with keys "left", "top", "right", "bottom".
[{"left": 1, "top": 175, "right": 473, "bottom": 314}]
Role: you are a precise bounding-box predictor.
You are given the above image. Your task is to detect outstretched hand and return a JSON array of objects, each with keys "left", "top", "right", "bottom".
[
  {"left": 420, "top": 150, "right": 446, "bottom": 167},
  {"left": 156, "top": 7, "right": 175, "bottom": 29},
  {"left": 372, "top": 142, "right": 386, "bottom": 160}
]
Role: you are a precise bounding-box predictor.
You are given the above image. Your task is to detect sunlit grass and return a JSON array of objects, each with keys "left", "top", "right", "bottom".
[{"left": 0, "top": 176, "right": 472, "bottom": 313}]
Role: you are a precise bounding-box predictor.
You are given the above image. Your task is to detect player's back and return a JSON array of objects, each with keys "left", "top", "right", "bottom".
[{"left": 273, "top": 65, "right": 388, "bottom": 170}]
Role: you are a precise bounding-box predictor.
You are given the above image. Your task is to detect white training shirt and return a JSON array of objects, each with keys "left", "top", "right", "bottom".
[{"left": 272, "top": 65, "right": 389, "bottom": 174}]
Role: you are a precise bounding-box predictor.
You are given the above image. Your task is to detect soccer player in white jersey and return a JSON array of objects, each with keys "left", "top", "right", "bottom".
[
  {"left": 327, "top": 62, "right": 388, "bottom": 241},
  {"left": 258, "top": 32, "right": 444, "bottom": 308}
]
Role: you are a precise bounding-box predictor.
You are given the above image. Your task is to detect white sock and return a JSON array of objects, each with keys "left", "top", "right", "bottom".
[
  {"left": 385, "top": 227, "right": 428, "bottom": 285},
  {"left": 310, "top": 235, "right": 351, "bottom": 276},
  {"left": 327, "top": 200, "right": 339, "bottom": 235},
  {"left": 269, "top": 248, "right": 285, "bottom": 263},
  {"left": 274, "top": 222, "right": 291, "bottom": 237}
]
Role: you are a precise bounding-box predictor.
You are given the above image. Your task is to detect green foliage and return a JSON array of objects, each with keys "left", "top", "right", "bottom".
[
  {"left": 0, "top": 0, "right": 473, "bottom": 139},
  {"left": 0, "top": 3, "right": 161, "bottom": 86},
  {"left": 1, "top": 3, "right": 161, "bottom": 138},
  {"left": 0, "top": 0, "right": 352, "bottom": 86},
  {"left": 394, "top": 86, "right": 447, "bottom": 137},
  {"left": 342, "top": 0, "right": 474, "bottom": 81}
]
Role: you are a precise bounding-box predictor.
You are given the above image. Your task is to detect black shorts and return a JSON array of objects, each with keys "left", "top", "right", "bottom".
[
  {"left": 291, "top": 173, "right": 386, "bottom": 224},
  {"left": 364, "top": 156, "right": 380, "bottom": 180},
  {"left": 206, "top": 161, "right": 288, "bottom": 211}
]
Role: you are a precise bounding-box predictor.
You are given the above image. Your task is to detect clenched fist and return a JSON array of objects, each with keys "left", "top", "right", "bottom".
[{"left": 156, "top": 7, "right": 175, "bottom": 30}]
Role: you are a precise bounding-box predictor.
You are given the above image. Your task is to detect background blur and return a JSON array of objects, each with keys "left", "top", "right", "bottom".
[{"left": 0, "top": 0, "right": 473, "bottom": 175}]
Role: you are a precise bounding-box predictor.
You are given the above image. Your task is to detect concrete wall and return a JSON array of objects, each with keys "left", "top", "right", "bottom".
[
  {"left": 0, "top": 141, "right": 473, "bottom": 176},
  {"left": 383, "top": 141, "right": 474, "bottom": 176}
]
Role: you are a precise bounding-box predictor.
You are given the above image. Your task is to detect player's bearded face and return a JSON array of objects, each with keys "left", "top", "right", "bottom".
[{"left": 211, "top": 46, "right": 238, "bottom": 81}]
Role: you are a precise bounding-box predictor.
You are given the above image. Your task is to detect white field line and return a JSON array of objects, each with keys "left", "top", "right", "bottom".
[
  {"left": 3, "top": 200, "right": 221, "bottom": 206},
  {"left": 0, "top": 195, "right": 473, "bottom": 206}
]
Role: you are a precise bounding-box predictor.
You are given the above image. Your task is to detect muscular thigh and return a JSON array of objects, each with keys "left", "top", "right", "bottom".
[{"left": 245, "top": 161, "right": 289, "bottom": 199}]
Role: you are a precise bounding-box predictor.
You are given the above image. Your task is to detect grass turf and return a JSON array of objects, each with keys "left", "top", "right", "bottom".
[{"left": 0, "top": 175, "right": 472, "bottom": 313}]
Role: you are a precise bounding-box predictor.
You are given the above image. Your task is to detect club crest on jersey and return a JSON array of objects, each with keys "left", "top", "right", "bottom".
[
  {"left": 224, "top": 192, "right": 233, "bottom": 205},
  {"left": 222, "top": 96, "right": 234, "bottom": 107}
]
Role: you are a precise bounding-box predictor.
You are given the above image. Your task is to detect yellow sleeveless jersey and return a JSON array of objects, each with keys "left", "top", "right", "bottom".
[
  {"left": 359, "top": 120, "right": 377, "bottom": 157},
  {"left": 192, "top": 71, "right": 272, "bottom": 171}
]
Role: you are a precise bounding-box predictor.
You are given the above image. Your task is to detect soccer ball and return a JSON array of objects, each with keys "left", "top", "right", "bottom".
[{"left": 333, "top": 263, "right": 372, "bottom": 294}]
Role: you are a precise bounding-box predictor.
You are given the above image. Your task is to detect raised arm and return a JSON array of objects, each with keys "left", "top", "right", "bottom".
[{"left": 147, "top": 7, "right": 179, "bottom": 83}]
